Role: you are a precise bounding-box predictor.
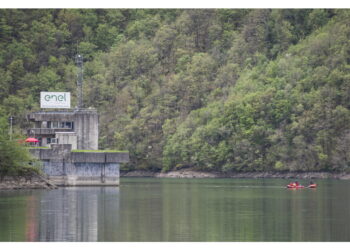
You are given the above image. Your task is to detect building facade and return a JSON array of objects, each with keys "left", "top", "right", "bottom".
[{"left": 27, "top": 108, "right": 98, "bottom": 150}]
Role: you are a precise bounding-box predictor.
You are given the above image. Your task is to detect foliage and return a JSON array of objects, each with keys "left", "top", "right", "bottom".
[
  {"left": 0, "top": 116, "right": 40, "bottom": 177},
  {"left": 1, "top": 9, "right": 349, "bottom": 173}
]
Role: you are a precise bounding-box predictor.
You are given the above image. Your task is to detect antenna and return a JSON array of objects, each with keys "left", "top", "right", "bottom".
[{"left": 75, "top": 54, "right": 83, "bottom": 109}]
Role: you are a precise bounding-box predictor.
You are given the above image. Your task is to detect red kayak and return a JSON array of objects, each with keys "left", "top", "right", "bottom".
[
  {"left": 308, "top": 184, "right": 317, "bottom": 188},
  {"left": 286, "top": 184, "right": 305, "bottom": 189}
]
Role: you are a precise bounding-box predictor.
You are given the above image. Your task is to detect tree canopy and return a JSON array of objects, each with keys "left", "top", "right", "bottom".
[{"left": 0, "top": 9, "right": 349, "bottom": 173}]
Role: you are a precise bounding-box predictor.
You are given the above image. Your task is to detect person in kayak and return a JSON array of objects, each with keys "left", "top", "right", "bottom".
[
  {"left": 308, "top": 181, "right": 317, "bottom": 188},
  {"left": 286, "top": 181, "right": 305, "bottom": 188},
  {"left": 288, "top": 182, "right": 295, "bottom": 186},
  {"left": 287, "top": 181, "right": 298, "bottom": 187}
]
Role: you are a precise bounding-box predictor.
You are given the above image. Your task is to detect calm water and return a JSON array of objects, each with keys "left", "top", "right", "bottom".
[{"left": 0, "top": 178, "right": 350, "bottom": 242}]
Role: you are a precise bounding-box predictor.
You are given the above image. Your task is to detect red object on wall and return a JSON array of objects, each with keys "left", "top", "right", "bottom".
[{"left": 25, "top": 137, "right": 39, "bottom": 143}]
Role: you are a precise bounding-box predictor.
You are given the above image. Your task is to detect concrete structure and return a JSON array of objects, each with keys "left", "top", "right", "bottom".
[
  {"left": 27, "top": 54, "right": 128, "bottom": 186},
  {"left": 27, "top": 109, "right": 129, "bottom": 186},
  {"left": 27, "top": 108, "right": 98, "bottom": 150},
  {"left": 29, "top": 145, "right": 128, "bottom": 186},
  {"left": 55, "top": 132, "right": 77, "bottom": 150}
]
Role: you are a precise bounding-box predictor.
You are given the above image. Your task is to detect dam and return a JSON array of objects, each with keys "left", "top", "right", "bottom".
[
  {"left": 27, "top": 109, "right": 129, "bottom": 186},
  {"left": 26, "top": 55, "right": 129, "bottom": 186}
]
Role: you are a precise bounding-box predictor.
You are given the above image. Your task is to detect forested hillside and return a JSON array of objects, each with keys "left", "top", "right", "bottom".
[{"left": 1, "top": 9, "right": 349, "bottom": 173}]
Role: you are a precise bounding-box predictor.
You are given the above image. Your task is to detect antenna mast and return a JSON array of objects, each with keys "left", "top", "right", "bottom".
[{"left": 75, "top": 54, "right": 83, "bottom": 109}]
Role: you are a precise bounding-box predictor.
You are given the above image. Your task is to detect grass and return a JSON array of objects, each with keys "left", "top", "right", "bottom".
[{"left": 27, "top": 146, "right": 50, "bottom": 149}]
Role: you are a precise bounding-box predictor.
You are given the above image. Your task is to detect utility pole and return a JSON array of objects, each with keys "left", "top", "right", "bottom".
[
  {"left": 75, "top": 54, "right": 83, "bottom": 109},
  {"left": 9, "top": 116, "right": 13, "bottom": 140}
]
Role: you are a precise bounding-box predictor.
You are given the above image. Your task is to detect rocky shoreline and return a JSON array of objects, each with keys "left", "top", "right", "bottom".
[
  {"left": 2, "top": 170, "right": 349, "bottom": 190},
  {"left": 0, "top": 176, "right": 57, "bottom": 190},
  {"left": 121, "top": 169, "right": 350, "bottom": 180}
]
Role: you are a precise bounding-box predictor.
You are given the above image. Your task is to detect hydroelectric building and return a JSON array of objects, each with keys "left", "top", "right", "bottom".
[{"left": 27, "top": 55, "right": 129, "bottom": 186}]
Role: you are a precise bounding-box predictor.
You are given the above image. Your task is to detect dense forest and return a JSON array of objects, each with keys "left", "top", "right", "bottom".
[{"left": 0, "top": 9, "right": 349, "bottom": 173}]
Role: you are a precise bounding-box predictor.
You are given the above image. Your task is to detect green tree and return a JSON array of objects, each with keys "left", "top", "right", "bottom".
[{"left": 0, "top": 116, "right": 38, "bottom": 177}]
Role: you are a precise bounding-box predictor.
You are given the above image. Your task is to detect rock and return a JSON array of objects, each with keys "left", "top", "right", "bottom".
[
  {"left": 155, "top": 170, "right": 218, "bottom": 178},
  {"left": 120, "top": 169, "right": 350, "bottom": 180},
  {"left": 120, "top": 170, "right": 157, "bottom": 177},
  {"left": 339, "top": 174, "right": 350, "bottom": 180},
  {"left": 0, "top": 176, "right": 53, "bottom": 190}
]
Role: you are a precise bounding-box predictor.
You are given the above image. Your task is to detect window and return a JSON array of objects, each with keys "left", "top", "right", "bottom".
[
  {"left": 51, "top": 138, "right": 58, "bottom": 144},
  {"left": 65, "top": 122, "right": 73, "bottom": 129},
  {"left": 47, "top": 137, "right": 57, "bottom": 144},
  {"left": 48, "top": 121, "right": 73, "bottom": 129},
  {"left": 52, "top": 121, "right": 59, "bottom": 128}
]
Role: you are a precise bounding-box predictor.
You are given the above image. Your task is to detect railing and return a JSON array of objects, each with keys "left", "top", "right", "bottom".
[
  {"left": 27, "top": 108, "right": 97, "bottom": 120},
  {"left": 27, "top": 128, "right": 73, "bottom": 135}
]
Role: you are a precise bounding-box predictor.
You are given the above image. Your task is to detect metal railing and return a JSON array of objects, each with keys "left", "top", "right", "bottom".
[{"left": 27, "top": 128, "right": 73, "bottom": 135}]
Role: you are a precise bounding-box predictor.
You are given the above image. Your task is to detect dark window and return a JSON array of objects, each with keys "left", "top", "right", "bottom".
[
  {"left": 51, "top": 138, "right": 58, "bottom": 144},
  {"left": 65, "top": 122, "right": 73, "bottom": 129}
]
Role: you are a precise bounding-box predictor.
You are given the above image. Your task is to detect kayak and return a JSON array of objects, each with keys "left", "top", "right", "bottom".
[
  {"left": 286, "top": 184, "right": 305, "bottom": 189},
  {"left": 286, "top": 183, "right": 317, "bottom": 189}
]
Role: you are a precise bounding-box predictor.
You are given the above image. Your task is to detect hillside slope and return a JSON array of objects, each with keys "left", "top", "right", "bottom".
[{"left": 0, "top": 9, "right": 349, "bottom": 173}]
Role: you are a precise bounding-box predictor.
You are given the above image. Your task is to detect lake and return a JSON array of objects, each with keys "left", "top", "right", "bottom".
[{"left": 0, "top": 178, "right": 350, "bottom": 242}]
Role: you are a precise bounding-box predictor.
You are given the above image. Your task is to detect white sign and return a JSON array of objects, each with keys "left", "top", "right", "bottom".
[{"left": 40, "top": 92, "right": 71, "bottom": 108}]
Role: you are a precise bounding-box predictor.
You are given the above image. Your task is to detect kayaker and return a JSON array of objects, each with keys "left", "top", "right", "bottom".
[{"left": 308, "top": 181, "right": 317, "bottom": 188}]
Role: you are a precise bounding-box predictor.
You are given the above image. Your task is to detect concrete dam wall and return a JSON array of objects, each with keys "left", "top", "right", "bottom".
[{"left": 30, "top": 144, "right": 129, "bottom": 186}]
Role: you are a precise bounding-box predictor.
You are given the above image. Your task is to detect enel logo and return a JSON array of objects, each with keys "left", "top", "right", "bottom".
[
  {"left": 44, "top": 93, "right": 67, "bottom": 102},
  {"left": 40, "top": 92, "right": 71, "bottom": 108}
]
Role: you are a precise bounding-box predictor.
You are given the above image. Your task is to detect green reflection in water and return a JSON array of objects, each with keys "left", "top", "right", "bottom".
[
  {"left": 1, "top": 178, "right": 350, "bottom": 242},
  {"left": 113, "top": 178, "right": 350, "bottom": 241},
  {"left": 0, "top": 190, "right": 40, "bottom": 241}
]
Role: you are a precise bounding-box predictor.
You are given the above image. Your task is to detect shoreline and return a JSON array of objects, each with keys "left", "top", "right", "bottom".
[
  {"left": 0, "top": 176, "right": 57, "bottom": 190},
  {"left": 121, "top": 169, "right": 350, "bottom": 180},
  {"left": 2, "top": 170, "right": 349, "bottom": 190}
]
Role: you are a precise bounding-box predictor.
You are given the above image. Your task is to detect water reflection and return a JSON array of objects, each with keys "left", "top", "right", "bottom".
[
  {"left": 38, "top": 187, "right": 120, "bottom": 241},
  {"left": 113, "top": 178, "right": 350, "bottom": 242},
  {"left": 1, "top": 179, "right": 350, "bottom": 241},
  {"left": 0, "top": 187, "right": 120, "bottom": 241},
  {"left": 25, "top": 195, "right": 39, "bottom": 241}
]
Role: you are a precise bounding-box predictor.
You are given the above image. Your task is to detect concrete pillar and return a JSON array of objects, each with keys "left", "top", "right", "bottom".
[{"left": 74, "top": 109, "right": 98, "bottom": 150}]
